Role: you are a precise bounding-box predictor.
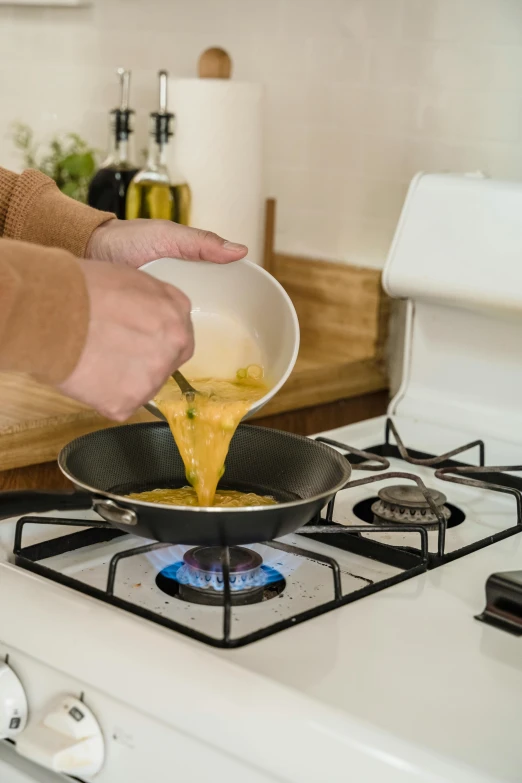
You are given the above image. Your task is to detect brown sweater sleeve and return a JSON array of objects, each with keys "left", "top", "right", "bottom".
[
  {"left": 0, "top": 239, "right": 89, "bottom": 384},
  {"left": 0, "top": 168, "right": 115, "bottom": 384}
]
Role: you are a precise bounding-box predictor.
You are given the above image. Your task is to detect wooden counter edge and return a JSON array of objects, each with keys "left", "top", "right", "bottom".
[{"left": 0, "top": 357, "right": 386, "bottom": 472}]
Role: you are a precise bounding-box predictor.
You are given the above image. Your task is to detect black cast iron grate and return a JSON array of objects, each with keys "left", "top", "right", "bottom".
[
  {"left": 11, "top": 418, "right": 522, "bottom": 647},
  {"left": 314, "top": 418, "right": 522, "bottom": 567},
  {"left": 13, "top": 508, "right": 428, "bottom": 649}
]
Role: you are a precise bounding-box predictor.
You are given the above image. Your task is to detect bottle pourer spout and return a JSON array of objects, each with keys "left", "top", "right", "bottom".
[
  {"left": 117, "top": 68, "right": 131, "bottom": 112},
  {"left": 158, "top": 70, "right": 168, "bottom": 114}
]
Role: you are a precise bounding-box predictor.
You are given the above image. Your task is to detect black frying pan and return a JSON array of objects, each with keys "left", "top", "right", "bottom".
[{"left": 49, "top": 422, "right": 351, "bottom": 546}]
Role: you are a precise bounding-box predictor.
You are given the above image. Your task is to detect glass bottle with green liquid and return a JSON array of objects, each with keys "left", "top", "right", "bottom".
[{"left": 126, "top": 70, "right": 191, "bottom": 224}]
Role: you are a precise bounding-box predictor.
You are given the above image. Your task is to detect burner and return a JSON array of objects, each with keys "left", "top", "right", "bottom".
[
  {"left": 184, "top": 545, "right": 262, "bottom": 575},
  {"left": 371, "top": 485, "right": 452, "bottom": 529},
  {"left": 156, "top": 546, "right": 286, "bottom": 606}
]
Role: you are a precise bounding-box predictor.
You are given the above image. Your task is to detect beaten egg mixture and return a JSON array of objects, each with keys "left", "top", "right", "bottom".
[{"left": 127, "top": 366, "right": 277, "bottom": 508}]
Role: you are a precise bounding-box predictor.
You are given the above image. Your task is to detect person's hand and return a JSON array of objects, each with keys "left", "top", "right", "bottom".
[
  {"left": 86, "top": 218, "right": 248, "bottom": 269},
  {"left": 59, "top": 260, "right": 194, "bottom": 421}
]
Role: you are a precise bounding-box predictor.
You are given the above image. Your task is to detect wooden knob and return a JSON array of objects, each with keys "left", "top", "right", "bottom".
[{"left": 198, "top": 48, "right": 232, "bottom": 79}]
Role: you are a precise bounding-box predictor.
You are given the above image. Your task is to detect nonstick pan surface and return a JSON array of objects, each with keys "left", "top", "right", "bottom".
[{"left": 58, "top": 422, "right": 352, "bottom": 546}]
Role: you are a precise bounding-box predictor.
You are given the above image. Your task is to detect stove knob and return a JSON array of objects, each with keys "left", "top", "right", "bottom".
[
  {"left": 16, "top": 695, "right": 104, "bottom": 777},
  {"left": 0, "top": 662, "right": 28, "bottom": 739}
]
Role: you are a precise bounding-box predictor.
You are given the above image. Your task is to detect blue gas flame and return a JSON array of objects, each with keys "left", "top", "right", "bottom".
[{"left": 146, "top": 543, "right": 299, "bottom": 592}]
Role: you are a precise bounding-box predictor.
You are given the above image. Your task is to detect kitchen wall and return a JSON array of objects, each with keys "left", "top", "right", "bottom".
[{"left": 1, "top": 0, "right": 522, "bottom": 269}]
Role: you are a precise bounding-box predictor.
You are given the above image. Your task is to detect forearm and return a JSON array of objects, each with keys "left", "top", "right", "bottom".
[
  {"left": 0, "top": 167, "right": 116, "bottom": 385},
  {"left": 0, "top": 167, "right": 114, "bottom": 256},
  {"left": 0, "top": 238, "right": 89, "bottom": 385}
]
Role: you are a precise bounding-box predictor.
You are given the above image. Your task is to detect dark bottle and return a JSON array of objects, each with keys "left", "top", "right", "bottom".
[{"left": 88, "top": 69, "right": 138, "bottom": 219}]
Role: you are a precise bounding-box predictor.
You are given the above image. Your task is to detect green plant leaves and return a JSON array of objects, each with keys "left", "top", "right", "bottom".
[
  {"left": 62, "top": 152, "right": 95, "bottom": 179},
  {"left": 11, "top": 123, "right": 97, "bottom": 204},
  {"left": 61, "top": 182, "right": 79, "bottom": 199}
]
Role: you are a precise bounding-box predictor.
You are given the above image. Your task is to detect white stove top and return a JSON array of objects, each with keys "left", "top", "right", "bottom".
[
  {"left": 227, "top": 535, "right": 522, "bottom": 782},
  {"left": 319, "top": 418, "right": 521, "bottom": 557},
  {"left": 29, "top": 528, "right": 402, "bottom": 644},
  {"left": 0, "top": 414, "right": 520, "bottom": 782},
  {"left": 222, "top": 415, "right": 522, "bottom": 783}
]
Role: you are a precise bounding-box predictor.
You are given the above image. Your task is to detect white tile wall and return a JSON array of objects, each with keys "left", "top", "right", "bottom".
[{"left": 1, "top": 0, "right": 522, "bottom": 269}]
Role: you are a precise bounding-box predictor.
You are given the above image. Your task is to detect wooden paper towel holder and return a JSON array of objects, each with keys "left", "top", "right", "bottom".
[{"left": 198, "top": 47, "right": 232, "bottom": 79}]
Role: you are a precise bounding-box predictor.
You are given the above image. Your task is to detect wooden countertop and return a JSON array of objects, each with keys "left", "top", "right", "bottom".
[
  {"left": 0, "top": 460, "right": 71, "bottom": 492},
  {"left": 251, "top": 347, "right": 386, "bottom": 418},
  {"left": 0, "top": 248, "right": 388, "bottom": 472},
  {"left": 0, "top": 387, "right": 389, "bottom": 494},
  {"left": 254, "top": 252, "right": 388, "bottom": 417},
  {"left": 0, "top": 223, "right": 390, "bottom": 492}
]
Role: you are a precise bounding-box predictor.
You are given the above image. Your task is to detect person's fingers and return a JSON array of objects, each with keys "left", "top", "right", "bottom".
[
  {"left": 163, "top": 225, "right": 248, "bottom": 264},
  {"left": 58, "top": 260, "right": 196, "bottom": 421},
  {"left": 86, "top": 219, "right": 249, "bottom": 267}
]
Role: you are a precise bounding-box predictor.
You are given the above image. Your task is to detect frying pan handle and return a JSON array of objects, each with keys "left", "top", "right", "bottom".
[
  {"left": 0, "top": 490, "right": 92, "bottom": 520},
  {"left": 92, "top": 498, "right": 138, "bottom": 527}
]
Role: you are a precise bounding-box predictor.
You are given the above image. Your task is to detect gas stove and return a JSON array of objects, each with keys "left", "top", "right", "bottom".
[
  {"left": 7, "top": 415, "right": 521, "bottom": 652},
  {"left": 1, "top": 172, "right": 522, "bottom": 783}
]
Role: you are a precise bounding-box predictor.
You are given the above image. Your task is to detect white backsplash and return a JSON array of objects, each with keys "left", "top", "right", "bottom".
[{"left": 1, "top": 0, "right": 522, "bottom": 269}]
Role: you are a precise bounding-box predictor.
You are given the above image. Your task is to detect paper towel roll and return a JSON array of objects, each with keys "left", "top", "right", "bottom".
[{"left": 168, "top": 78, "right": 264, "bottom": 264}]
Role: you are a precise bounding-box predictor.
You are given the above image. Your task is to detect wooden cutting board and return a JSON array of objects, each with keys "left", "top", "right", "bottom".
[{"left": 0, "top": 373, "right": 156, "bottom": 471}]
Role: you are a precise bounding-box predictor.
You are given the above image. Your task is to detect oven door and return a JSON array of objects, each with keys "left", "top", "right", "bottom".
[{"left": 0, "top": 741, "right": 66, "bottom": 782}]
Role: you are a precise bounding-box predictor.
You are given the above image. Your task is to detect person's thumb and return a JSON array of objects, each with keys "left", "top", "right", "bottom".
[{"left": 171, "top": 226, "right": 248, "bottom": 264}]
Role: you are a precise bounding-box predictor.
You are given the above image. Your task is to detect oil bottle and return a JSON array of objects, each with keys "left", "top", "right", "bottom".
[
  {"left": 126, "top": 70, "right": 191, "bottom": 224},
  {"left": 87, "top": 69, "right": 138, "bottom": 219}
]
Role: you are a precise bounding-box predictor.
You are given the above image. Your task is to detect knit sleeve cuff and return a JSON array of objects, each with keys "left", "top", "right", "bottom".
[
  {"left": 0, "top": 168, "right": 18, "bottom": 236},
  {"left": 3, "top": 169, "right": 115, "bottom": 257},
  {"left": 0, "top": 239, "right": 89, "bottom": 385}
]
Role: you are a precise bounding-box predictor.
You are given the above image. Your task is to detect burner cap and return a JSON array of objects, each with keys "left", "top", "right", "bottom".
[
  {"left": 178, "top": 546, "right": 265, "bottom": 605},
  {"left": 377, "top": 485, "right": 447, "bottom": 509},
  {"left": 371, "top": 484, "right": 451, "bottom": 528},
  {"left": 183, "top": 546, "right": 262, "bottom": 575},
  {"left": 155, "top": 546, "right": 285, "bottom": 607}
]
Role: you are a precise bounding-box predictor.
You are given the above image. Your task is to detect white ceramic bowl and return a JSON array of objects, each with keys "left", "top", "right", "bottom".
[{"left": 141, "top": 257, "right": 300, "bottom": 419}]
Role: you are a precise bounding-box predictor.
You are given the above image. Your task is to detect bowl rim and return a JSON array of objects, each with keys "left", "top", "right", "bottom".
[{"left": 140, "top": 257, "right": 300, "bottom": 415}]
